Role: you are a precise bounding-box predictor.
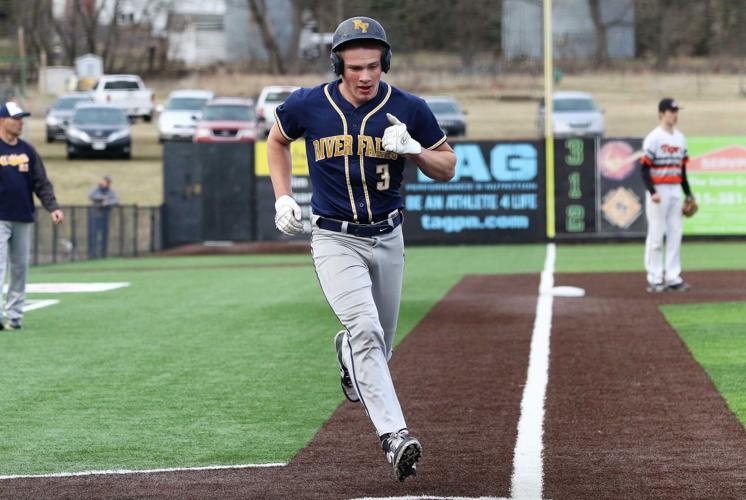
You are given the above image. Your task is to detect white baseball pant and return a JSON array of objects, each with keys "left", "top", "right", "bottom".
[
  {"left": 644, "top": 184, "right": 684, "bottom": 286},
  {"left": 311, "top": 224, "right": 407, "bottom": 437}
]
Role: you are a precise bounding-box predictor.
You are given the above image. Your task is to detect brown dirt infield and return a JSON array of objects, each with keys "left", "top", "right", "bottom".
[{"left": 3, "top": 271, "right": 745, "bottom": 499}]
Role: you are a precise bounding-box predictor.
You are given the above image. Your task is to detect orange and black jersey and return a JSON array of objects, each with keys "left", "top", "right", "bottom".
[{"left": 640, "top": 126, "right": 692, "bottom": 196}]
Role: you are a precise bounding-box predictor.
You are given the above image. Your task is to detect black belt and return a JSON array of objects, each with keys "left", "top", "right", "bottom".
[{"left": 315, "top": 211, "right": 403, "bottom": 237}]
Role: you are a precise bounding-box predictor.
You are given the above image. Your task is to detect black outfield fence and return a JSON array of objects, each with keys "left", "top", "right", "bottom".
[{"left": 31, "top": 205, "right": 162, "bottom": 265}]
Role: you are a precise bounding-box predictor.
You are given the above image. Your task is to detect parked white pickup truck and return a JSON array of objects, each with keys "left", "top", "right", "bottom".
[{"left": 90, "top": 74, "right": 155, "bottom": 122}]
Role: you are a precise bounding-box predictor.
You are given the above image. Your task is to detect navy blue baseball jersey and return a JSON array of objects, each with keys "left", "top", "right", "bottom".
[
  {"left": 274, "top": 80, "right": 446, "bottom": 223},
  {"left": 0, "top": 138, "right": 59, "bottom": 222}
]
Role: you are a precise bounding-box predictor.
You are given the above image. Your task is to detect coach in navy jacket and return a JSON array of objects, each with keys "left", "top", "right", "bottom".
[{"left": 0, "top": 101, "right": 64, "bottom": 330}]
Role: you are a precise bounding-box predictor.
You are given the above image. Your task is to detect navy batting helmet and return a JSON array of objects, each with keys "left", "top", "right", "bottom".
[{"left": 330, "top": 16, "right": 392, "bottom": 76}]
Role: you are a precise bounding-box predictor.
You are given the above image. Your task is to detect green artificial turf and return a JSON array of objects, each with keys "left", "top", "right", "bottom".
[
  {"left": 1, "top": 241, "right": 744, "bottom": 475},
  {"left": 0, "top": 245, "right": 546, "bottom": 475},
  {"left": 661, "top": 302, "right": 746, "bottom": 424}
]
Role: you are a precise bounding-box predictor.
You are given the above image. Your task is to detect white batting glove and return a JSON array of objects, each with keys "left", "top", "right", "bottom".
[
  {"left": 382, "top": 113, "right": 422, "bottom": 155},
  {"left": 274, "top": 195, "right": 303, "bottom": 235}
]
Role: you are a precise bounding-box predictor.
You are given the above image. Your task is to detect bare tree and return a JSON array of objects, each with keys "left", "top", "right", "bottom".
[
  {"left": 51, "top": 0, "right": 77, "bottom": 64},
  {"left": 101, "top": 0, "right": 172, "bottom": 74},
  {"left": 13, "top": 0, "right": 55, "bottom": 62},
  {"left": 588, "top": 0, "right": 608, "bottom": 66},
  {"left": 50, "top": 0, "right": 108, "bottom": 64},
  {"left": 247, "top": 0, "right": 286, "bottom": 74},
  {"left": 101, "top": 0, "right": 123, "bottom": 72},
  {"left": 654, "top": 0, "right": 676, "bottom": 69},
  {"left": 79, "top": 0, "right": 108, "bottom": 54}
]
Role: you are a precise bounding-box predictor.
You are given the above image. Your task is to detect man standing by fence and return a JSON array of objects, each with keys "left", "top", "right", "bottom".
[
  {"left": 0, "top": 101, "right": 64, "bottom": 331},
  {"left": 88, "top": 175, "right": 118, "bottom": 259}
]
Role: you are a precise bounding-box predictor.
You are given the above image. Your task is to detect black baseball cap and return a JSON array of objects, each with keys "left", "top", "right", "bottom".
[
  {"left": 658, "top": 98, "right": 681, "bottom": 112},
  {"left": 0, "top": 101, "right": 30, "bottom": 118}
]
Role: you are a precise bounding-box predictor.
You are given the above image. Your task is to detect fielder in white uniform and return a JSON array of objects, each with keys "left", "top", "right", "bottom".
[{"left": 640, "top": 98, "right": 695, "bottom": 292}]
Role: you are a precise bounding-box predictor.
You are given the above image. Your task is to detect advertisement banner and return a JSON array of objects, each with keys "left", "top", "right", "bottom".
[
  {"left": 596, "top": 138, "right": 647, "bottom": 236},
  {"left": 402, "top": 141, "right": 546, "bottom": 244},
  {"left": 684, "top": 137, "right": 746, "bottom": 235}
]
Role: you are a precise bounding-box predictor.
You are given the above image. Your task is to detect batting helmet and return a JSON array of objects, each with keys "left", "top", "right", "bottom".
[{"left": 330, "top": 16, "right": 392, "bottom": 76}]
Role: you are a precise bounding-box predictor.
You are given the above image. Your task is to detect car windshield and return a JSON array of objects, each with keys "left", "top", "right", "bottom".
[
  {"left": 165, "top": 97, "right": 209, "bottom": 111},
  {"left": 427, "top": 101, "right": 460, "bottom": 114},
  {"left": 265, "top": 91, "right": 293, "bottom": 102},
  {"left": 53, "top": 96, "right": 90, "bottom": 110},
  {"left": 203, "top": 105, "right": 255, "bottom": 121},
  {"left": 73, "top": 108, "right": 128, "bottom": 126},
  {"left": 553, "top": 98, "right": 597, "bottom": 112}
]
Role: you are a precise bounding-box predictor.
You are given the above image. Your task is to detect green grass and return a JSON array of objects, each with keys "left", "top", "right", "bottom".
[
  {"left": 28, "top": 118, "right": 163, "bottom": 206},
  {"left": 661, "top": 302, "right": 746, "bottom": 422},
  {"left": 555, "top": 241, "right": 746, "bottom": 273},
  {"left": 1, "top": 241, "right": 745, "bottom": 475},
  {"left": 0, "top": 245, "right": 547, "bottom": 475}
]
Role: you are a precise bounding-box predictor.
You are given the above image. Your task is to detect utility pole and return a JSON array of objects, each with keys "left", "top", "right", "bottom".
[{"left": 17, "top": 26, "right": 27, "bottom": 97}]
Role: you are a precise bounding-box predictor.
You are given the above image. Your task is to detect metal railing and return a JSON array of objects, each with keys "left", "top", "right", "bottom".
[{"left": 31, "top": 205, "right": 162, "bottom": 265}]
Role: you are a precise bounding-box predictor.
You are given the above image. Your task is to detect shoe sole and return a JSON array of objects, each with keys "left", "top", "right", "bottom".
[
  {"left": 666, "top": 285, "right": 690, "bottom": 292},
  {"left": 334, "top": 331, "right": 359, "bottom": 403},
  {"left": 395, "top": 440, "right": 422, "bottom": 481}
]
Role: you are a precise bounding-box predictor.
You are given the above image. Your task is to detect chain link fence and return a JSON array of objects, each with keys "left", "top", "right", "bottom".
[{"left": 31, "top": 205, "right": 162, "bottom": 265}]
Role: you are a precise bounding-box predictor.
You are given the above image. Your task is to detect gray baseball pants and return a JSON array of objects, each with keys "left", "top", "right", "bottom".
[
  {"left": 311, "top": 223, "right": 407, "bottom": 437},
  {"left": 0, "top": 221, "right": 32, "bottom": 321}
]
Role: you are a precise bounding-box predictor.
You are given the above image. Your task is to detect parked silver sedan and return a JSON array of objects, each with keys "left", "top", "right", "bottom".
[
  {"left": 537, "top": 91, "right": 605, "bottom": 138},
  {"left": 45, "top": 92, "right": 93, "bottom": 143},
  {"left": 157, "top": 89, "right": 214, "bottom": 142}
]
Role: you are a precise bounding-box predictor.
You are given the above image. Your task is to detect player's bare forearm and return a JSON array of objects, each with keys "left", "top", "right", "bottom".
[
  {"left": 412, "top": 144, "right": 456, "bottom": 182},
  {"left": 267, "top": 124, "right": 294, "bottom": 199}
]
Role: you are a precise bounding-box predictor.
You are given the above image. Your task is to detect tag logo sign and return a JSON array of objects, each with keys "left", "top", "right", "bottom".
[{"left": 418, "top": 143, "right": 537, "bottom": 182}]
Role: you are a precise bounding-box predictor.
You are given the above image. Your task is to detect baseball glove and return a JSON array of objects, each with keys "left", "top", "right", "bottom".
[{"left": 682, "top": 197, "right": 698, "bottom": 217}]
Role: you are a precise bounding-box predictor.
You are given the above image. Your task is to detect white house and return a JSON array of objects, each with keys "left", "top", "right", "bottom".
[
  {"left": 167, "top": 12, "right": 227, "bottom": 67},
  {"left": 53, "top": 0, "right": 228, "bottom": 67}
]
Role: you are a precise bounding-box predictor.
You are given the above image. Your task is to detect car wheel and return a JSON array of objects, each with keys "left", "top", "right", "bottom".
[
  {"left": 143, "top": 114, "right": 152, "bottom": 123},
  {"left": 46, "top": 135, "right": 54, "bottom": 143},
  {"left": 67, "top": 151, "right": 76, "bottom": 160}
]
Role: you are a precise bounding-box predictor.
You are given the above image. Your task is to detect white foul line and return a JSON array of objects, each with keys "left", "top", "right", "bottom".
[
  {"left": 510, "top": 243, "right": 556, "bottom": 500},
  {"left": 22, "top": 299, "right": 60, "bottom": 312},
  {"left": 0, "top": 462, "right": 287, "bottom": 481}
]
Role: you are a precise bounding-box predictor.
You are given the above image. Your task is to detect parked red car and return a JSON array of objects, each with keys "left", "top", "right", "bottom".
[{"left": 193, "top": 98, "right": 258, "bottom": 143}]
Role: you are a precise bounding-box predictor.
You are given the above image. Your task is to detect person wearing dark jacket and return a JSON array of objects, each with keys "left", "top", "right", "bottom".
[
  {"left": 88, "top": 175, "right": 119, "bottom": 259},
  {"left": 0, "top": 101, "right": 64, "bottom": 331}
]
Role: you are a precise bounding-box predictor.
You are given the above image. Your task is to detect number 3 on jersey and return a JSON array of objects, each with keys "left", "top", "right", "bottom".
[{"left": 376, "top": 164, "right": 390, "bottom": 190}]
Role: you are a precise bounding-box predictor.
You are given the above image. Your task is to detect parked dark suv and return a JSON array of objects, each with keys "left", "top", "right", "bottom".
[{"left": 424, "top": 96, "right": 467, "bottom": 137}]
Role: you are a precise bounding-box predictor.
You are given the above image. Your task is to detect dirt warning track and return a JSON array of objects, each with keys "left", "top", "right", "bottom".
[{"left": 4, "top": 271, "right": 746, "bottom": 499}]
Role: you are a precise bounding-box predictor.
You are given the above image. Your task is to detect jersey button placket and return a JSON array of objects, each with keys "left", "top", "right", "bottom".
[{"left": 352, "top": 116, "right": 366, "bottom": 218}]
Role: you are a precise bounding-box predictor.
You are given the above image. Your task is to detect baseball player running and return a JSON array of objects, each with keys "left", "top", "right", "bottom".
[
  {"left": 640, "top": 98, "right": 695, "bottom": 292},
  {"left": 267, "top": 16, "right": 456, "bottom": 481}
]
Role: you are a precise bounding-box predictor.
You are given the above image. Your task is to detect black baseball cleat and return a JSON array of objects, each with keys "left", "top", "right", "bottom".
[
  {"left": 5, "top": 318, "right": 22, "bottom": 330},
  {"left": 667, "top": 282, "right": 691, "bottom": 292},
  {"left": 381, "top": 429, "right": 422, "bottom": 481},
  {"left": 646, "top": 282, "right": 665, "bottom": 293},
  {"left": 334, "top": 330, "right": 359, "bottom": 402}
]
